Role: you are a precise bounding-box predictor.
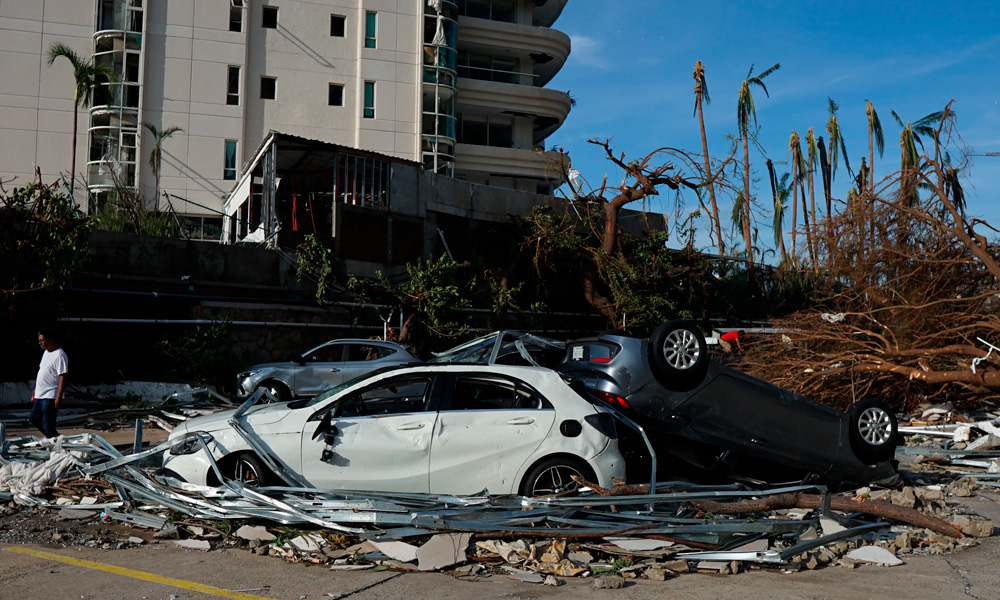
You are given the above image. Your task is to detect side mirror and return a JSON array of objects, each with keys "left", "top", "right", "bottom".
[{"left": 311, "top": 411, "right": 338, "bottom": 441}]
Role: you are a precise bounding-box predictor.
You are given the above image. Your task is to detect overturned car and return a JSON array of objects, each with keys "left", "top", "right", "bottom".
[
  {"left": 162, "top": 364, "right": 625, "bottom": 496},
  {"left": 559, "top": 322, "right": 901, "bottom": 487}
]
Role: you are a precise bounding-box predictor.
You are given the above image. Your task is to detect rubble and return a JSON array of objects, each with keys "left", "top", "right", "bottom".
[{"left": 0, "top": 416, "right": 995, "bottom": 582}]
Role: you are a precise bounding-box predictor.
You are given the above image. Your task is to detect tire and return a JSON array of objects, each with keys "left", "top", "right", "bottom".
[
  {"left": 256, "top": 381, "right": 290, "bottom": 403},
  {"left": 649, "top": 320, "right": 709, "bottom": 388},
  {"left": 848, "top": 398, "right": 898, "bottom": 463},
  {"left": 230, "top": 453, "right": 272, "bottom": 487},
  {"left": 519, "top": 456, "right": 595, "bottom": 497}
]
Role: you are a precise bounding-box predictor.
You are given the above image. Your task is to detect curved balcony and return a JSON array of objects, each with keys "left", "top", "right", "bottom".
[
  {"left": 532, "top": 0, "right": 568, "bottom": 28},
  {"left": 454, "top": 144, "right": 566, "bottom": 182},
  {"left": 456, "top": 78, "right": 570, "bottom": 144},
  {"left": 456, "top": 16, "right": 570, "bottom": 87}
]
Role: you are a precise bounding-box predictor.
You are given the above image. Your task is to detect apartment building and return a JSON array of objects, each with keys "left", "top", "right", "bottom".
[{"left": 0, "top": 0, "right": 571, "bottom": 239}]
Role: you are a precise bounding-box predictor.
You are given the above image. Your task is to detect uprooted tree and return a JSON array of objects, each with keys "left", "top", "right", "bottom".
[{"left": 741, "top": 104, "right": 1000, "bottom": 409}]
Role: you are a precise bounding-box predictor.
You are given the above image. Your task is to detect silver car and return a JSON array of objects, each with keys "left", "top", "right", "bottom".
[{"left": 236, "top": 339, "right": 420, "bottom": 401}]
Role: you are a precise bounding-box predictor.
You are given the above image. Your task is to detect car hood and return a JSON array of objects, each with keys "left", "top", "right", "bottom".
[
  {"left": 242, "top": 361, "right": 298, "bottom": 372},
  {"left": 171, "top": 402, "right": 292, "bottom": 436}
]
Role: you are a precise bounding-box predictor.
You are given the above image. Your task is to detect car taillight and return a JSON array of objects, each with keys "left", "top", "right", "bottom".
[
  {"left": 591, "top": 357, "right": 613, "bottom": 363},
  {"left": 584, "top": 413, "right": 618, "bottom": 439},
  {"left": 589, "top": 390, "right": 631, "bottom": 409}
]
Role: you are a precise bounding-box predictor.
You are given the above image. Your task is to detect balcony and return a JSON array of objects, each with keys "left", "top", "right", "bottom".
[
  {"left": 454, "top": 143, "right": 565, "bottom": 181},
  {"left": 532, "top": 0, "right": 568, "bottom": 28},
  {"left": 456, "top": 16, "right": 570, "bottom": 86},
  {"left": 456, "top": 78, "right": 570, "bottom": 144}
]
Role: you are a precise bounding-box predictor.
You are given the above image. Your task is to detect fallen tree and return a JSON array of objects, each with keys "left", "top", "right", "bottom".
[{"left": 741, "top": 103, "right": 1000, "bottom": 409}]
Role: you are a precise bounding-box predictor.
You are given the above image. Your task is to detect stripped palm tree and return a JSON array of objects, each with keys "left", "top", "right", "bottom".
[
  {"left": 736, "top": 63, "right": 780, "bottom": 265},
  {"left": 865, "top": 100, "right": 885, "bottom": 194},
  {"left": 46, "top": 42, "right": 116, "bottom": 198},
  {"left": 892, "top": 109, "right": 946, "bottom": 206},
  {"left": 824, "top": 98, "right": 850, "bottom": 245},
  {"left": 143, "top": 122, "right": 184, "bottom": 211},
  {"left": 693, "top": 61, "right": 723, "bottom": 255},
  {"left": 766, "top": 160, "right": 791, "bottom": 264},
  {"left": 789, "top": 132, "right": 812, "bottom": 264}
]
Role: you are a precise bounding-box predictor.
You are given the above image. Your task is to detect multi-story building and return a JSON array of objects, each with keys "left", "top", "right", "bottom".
[{"left": 0, "top": 0, "right": 571, "bottom": 239}]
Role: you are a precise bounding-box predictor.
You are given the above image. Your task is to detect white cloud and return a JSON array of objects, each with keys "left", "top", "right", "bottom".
[{"left": 567, "top": 34, "right": 608, "bottom": 70}]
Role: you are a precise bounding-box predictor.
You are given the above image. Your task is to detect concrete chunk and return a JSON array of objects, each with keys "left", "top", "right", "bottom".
[
  {"left": 236, "top": 525, "right": 276, "bottom": 543},
  {"left": 845, "top": 546, "right": 903, "bottom": 567},
  {"left": 593, "top": 576, "right": 626, "bottom": 589},
  {"left": 417, "top": 533, "right": 471, "bottom": 571}
]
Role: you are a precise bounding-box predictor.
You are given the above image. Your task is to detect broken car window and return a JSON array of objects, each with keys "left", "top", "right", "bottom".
[
  {"left": 447, "top": 376, "right": 541, "bottom": 411},
  {"left": 340, "top": 377, "right": 431, "bottom": 417}
]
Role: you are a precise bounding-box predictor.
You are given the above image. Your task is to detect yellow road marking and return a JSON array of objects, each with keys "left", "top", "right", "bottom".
[{"left": 4, "top": 546, "right": 274, "bottom": 600}]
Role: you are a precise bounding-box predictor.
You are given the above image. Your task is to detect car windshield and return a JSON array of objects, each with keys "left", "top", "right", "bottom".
[
  {"left": 427, "top": 333, "right": 503, "bottom": 364},
  {"left": 289, "top": 365, "right": 404, "bottom": 409}
]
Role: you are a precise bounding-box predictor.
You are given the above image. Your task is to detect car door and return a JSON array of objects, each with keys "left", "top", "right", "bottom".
[
  {"left": 428, "top": 374, "right": 556, "bottom": 495},
  {"left": 337, "top": 343, "right": 391, "bottom": 382},
  {"left": 299, "top": 373, "right": 438, "bottom": 492},
  {"left": 296, "top": 342, "right": 347, "bottom": 396}
]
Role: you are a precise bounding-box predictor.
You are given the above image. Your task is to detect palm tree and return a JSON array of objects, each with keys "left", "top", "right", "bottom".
[
  {"left": 824, "top": 98, "right": 850, "bottom": 240},
  {"left": 865, "top": 100, "right": 885, "bottom": 193},
  {"left": 693, "top": 61, "right": 723, "bottom": 255},
  {"left": 46, "top": 42, "right": 116, "bottom": 198},
  {"left": 787, "top": 132, "right": 800, "bottom": 261},
  {"left": 891, "top": 109, "right": 946, "bottom": 206},
  {"left": 736, "top": 62, "right": 780, "bottom": 264},
  {"left": 143, "top": 122, "right": 184, "bottom": 210},
  {"left": 766, "top": 160, "right": 790, "bottom": 264}
]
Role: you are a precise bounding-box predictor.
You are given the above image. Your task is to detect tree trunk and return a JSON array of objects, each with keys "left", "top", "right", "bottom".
[
  {"left": 70, "top": 93, "right": 79, "bottom": 198},
  {"left": 790, "top": 158, "right": 798, "bottom": 262},
  {"left": 741, "top": 129, "right": 753, "bottom": 265},
  {"left": 697, "top": 101, "right": 723, "bottom": 255}
]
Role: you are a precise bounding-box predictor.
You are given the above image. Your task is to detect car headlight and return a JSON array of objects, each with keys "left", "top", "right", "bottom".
[
  {"left": 169, "top": 433, "right": 213, "bottom": 456},
  {"left": 237, "top": 370, "right": 261, "bottom": 380}
]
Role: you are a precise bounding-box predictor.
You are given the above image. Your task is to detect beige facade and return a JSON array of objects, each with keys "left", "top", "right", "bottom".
[{"left": 0, "top": 0, "right": 571, "bottom": 232}]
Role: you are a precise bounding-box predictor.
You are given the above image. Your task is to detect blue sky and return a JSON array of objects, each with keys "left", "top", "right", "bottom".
[{"left": 546, "top": 0, "right": 1000, "bottom": 254}]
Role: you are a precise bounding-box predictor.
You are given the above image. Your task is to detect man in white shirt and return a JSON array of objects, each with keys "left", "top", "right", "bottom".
[{"left": 31, "top": 328, "right": 68, "bottom": 438}]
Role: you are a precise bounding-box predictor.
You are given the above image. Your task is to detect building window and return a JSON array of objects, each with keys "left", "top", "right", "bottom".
[
  {"left": 227, "top": 66, "right": 240, "bottom": 105},
  {"left": 458, "top": 0, "right": 515, "bottom": 22},
  {"left": 363, "top": 81, "right": 375, "bottom": 118},
  {"left": 229, "top": 0, "right": 243, "bottom": 32},
  {"left": 328, "top": 83, "right": 344, "bottom": 106},
  {"left": 262, "top": 5, "right": 277, "bottom": 28},
  {"left": 457, "top": 113, "right": 513, "bottom": 148},
  {"left": 260, "top": 76, "right": 276, "bottom": 99},
  {"left": 330, "top": 14, "right": 345, "bottom": 37},
  {"left": 224, "top": 140, "right": 237, "bottom": 180},
  {"left": 364, "top": 11, "right": 376, "bottom": 48},
  {"left": 335, "top": 153, "right": 391, "bottom": 209}
]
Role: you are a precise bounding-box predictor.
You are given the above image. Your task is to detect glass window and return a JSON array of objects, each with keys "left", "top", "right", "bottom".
[
  {"left": 229, "top": 0, "right": 243, "bottom": 32},
  {"left": 449, "top": 377, "right": 541, "bottom": 411},
  {"left": 262, "top": 5, "right": 277, "bottom": 28},
  {"left": 227, "top": 66, "right": 240, "bottom": 105},
  {"left": 306, "top": 343, "right": 344, "bottom": 363},
  {"left": 363, "top": 81, "right": 375, "bottom": 118},
  {"left": 346, "top": 344, "right": 388, "bottom": 361},
  {"left": 328, "top": 83, "right": 343, "bottom": 106},
  {"left": 330, "top": 14, "right": 345, "bottom": 37},
  {"left": 364, "top": 11, "right": 376, "bottom": 48},
  {"left": 260, "top": 76, "right": 276, "bottom": 99},
  {"left": 223, "top": 140, "right": 237, "bottom": 180},
  {"left": 340, "top": 377, "right": 430, "bottom": 417}
]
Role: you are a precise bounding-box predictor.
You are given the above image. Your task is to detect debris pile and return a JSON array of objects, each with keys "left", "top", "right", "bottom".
[{"left": 1, "top": 427, "right": 994, "bottom": 582}]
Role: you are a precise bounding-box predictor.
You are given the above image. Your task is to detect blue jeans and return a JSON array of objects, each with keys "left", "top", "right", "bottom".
[{"left": 29, "top": 397, "right": 59, "bottom": 438}]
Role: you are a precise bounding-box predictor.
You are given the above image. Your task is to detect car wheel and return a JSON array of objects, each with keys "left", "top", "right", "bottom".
[
  {"left": 231, "top": 453, "right": 271, "bottom": 487},
  {"left": 256, "top": 381, "right": 290, "bottom": 403},
  {"left": 649, "top": 320, "right": 709, "bottom": 388},
  {"left": 520, "top": 457, "right": 595, "bottom": 497},
  {"left": 848, "top": 398, "right": 898, "bottom": 463}
]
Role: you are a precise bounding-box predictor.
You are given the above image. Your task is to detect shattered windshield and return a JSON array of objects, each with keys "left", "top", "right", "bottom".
[
  {"left": 290, "top": 365, "right": 404, "bottom": 409},
  {"left": 427, "top": 333, "right": 502, "bottom": 364}
]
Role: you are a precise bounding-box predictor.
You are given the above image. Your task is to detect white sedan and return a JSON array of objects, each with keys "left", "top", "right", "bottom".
[{"left": 161, "top": 365, "right": 625, "bottom": 496}]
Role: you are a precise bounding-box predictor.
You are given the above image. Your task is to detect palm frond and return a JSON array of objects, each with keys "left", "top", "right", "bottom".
[{"left": 866, "top": 100, "right": 885, "bottom": 157}]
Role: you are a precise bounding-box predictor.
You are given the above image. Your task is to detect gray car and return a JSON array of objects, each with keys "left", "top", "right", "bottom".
[{"left": 236, "top": 339, "right": 420, "bottom": 401}]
